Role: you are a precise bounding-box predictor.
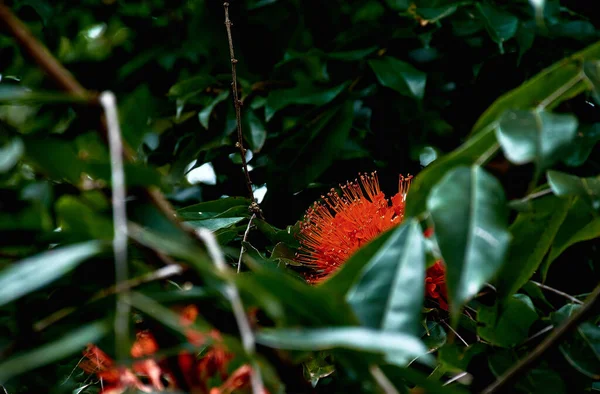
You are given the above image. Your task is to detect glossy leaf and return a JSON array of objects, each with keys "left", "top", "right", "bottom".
[
  {"left": 552, "top": 304, "right": 600, "bottom": 379},
  {"left": 496, "top": 195, "right": 571, "bottom": 299},
  {"left": 0, "top": 137, "right": 24, "bottom": 173},
  {"left": 477, "top": 294, "right": 538, "bottom": 347},
  {"left": 0, "top": 320, "right": 110, "bottom": 382},
  {"left": 177, "top": 197, "right": 251, "bottom": 217},
  {"left": 256, "top": 327, "right": 431, "bottom": 367},
  {"left": 346, "top": 220, "right": 425, "bottom": 334},
  {"left": 186, "top": 217, "right": 245, "bottom": 232},
  {"left": 562, "top": 123, "right": 600, "bottom": 167},
  {"left": 368, "top": 57, "right": 426, "bottom": 99},
  {"left": 496, "top": 110, "right": 578, "bottom": 172},
  {"left": 476, "top": 2, "right": 518, "bottom": 49},
  {"left": 427, "top": 166, "right": 510, "bottom": 322},
  {"left": 0, "top": 241, "right": 105, "bottom": 307},
  {"left": 547, "top": 170, "right": 600, "bottom": 210}
]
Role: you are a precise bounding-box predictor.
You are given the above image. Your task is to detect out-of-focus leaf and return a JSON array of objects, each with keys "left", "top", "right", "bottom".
[
  {"left": 368, "top": 57, "right": 427, "bottom": 99},
  {"left": 547, "top": 170, "right": 600, "bottom": 210},
  {"left": 303, "top": 354, "right": 335, "bottom": 388},
  {"left": 168, "top": 75, "right": 219, "bottom": 100},
  {"left": 199, "top": 90, "right": 229, "bottom": 129},
  {"left": 0, "top": 320, "right": 110, "bottom": 382},
  {"left": 427, "top": 166, "right": 510, "bottom": 322},
  {"left": 0, "top": 85, "right": 90, "bottom": 104},
  {"left": 55, "top": 195, "right": 113, "bottom": 241},
  {"left": 547, "top": 198, "right": 600, "bottom": 268},
  {"left": 496, "top": 110, "right": 578, "bottom": 173},
  {"left": 186, "top": 217, "right": 245, "bottom": 232},
  {"left": 24, "top": 138, "right": 83, "bottom": 183},
  {"left": 422, "top": 321, "right": 447, "bottom": 351},
  {"left": 562, "top": 123, "right": 600, "bottom": 167},
  {"left": 85, "top": 162, "right": 164, "bottom": 187},
  {"left": 265, "top": 82, "right": 349, "bottom": 121},
  {"left": 256, "top": 327, "right": 432, "bottom": 367},
  {"left": 177, "top": 197, "right": 251, "bottom": 218},
  {"left": 119, "top": 85, "right": 157, "bottom": 149},
  {"left": 584, "top": 61, "right": 600, "bottom": 105},
  {"left": 0, "top": 241, "right": 105, "bottom": 307},
  {"left": 496, "top": 195, "right": 571, "bottom": 299},
  {"left": 477, "top": 294, "right": 538, "bottom": 347},
  {"left": 552, "top": 304, "right": 600, "bottom": 379},
  {"left": 0, "top": 138, "right": 24, "bottom": 173},
  {"left": 476, "top": 2, "right": 518, "bottom": 50},
  {"left": 347, "top": 220, "right": 425, "bottom": 334}
]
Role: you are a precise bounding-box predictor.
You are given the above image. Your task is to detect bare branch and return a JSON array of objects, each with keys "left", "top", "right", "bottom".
[
  {"left": 197, "top": 228, "right": 264, "bottom": 394},
  {"left": 481, "top": 283, "right": 600, "bottom": 394},
  {"left": 237, "top": 213, "right": 256, "bottom": 273},
  {"left": 531, "top": 281, "right": 584, "bottom": 305},
  {"left": 369, "top": 365, "right": 400, "bottom": 394}
]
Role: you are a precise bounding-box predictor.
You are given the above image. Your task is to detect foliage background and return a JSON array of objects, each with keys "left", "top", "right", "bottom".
[{"left": 1, "top": 0, "right": 600, "bottom": 393}]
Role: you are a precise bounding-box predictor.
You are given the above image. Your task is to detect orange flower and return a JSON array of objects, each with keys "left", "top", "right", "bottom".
[{"left": 296, "top": 172, "right": 448, "bottom": 309}]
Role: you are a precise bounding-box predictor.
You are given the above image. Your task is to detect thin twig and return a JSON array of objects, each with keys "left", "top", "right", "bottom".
[
  {"left": 518, "top": 325, "right": 554, "bottom": 348},
  {"left": 481, "top": 283, "right": 600, "bottom": 394},
  {"left": 441, "top": 320, "right": 469, "bottom": 347},
  {"left": 443, "top": 371, "right": 470, "bottom": 386},
  {"left": 100, "top": 91, "right": 130, "bottom": 361},
  {"left": 237, "top": 213, "right": 256, "bottom": 273},
  {"left": 196, "top": 228, "right": 264, "bottom": 394},
  {"left": 223, "top": 2, "right": 254, "bottom": 202},
  {"left": 531, "top": 281, "right": 584, "bottom": 305},
  {"left": 369, "top": 365, "right": 400, "bottom": 394}
]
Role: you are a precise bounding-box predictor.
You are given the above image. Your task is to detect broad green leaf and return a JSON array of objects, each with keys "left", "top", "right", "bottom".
[
  {"left": 253, "top": 219, "right": 299, "bottom": 248},
  {"left": 421, "top": 321, "right": 447, "bottom": 351},
  {"left": 0, "top": 85, "right": 90, "bottom": 104},
  {"left": 496, "top": 195, "right": 571, "bottom": 299},
  {"left": 256, "top": 327, "right": 431, "bottom": 367},
  {"left": 562, "top": 123, "right": 600, "bottom": 167},
  {"left": 178, "top": 197, "right": 251, "bottom": 216},
  {"left": 244, "top": 109, "right": 267, "bottom": 152},
  {"left": 368, "top": 57, "right": 427, "bottom": 99},
  {"left": 119, "top": 84, "right": 156, "bottom": 149},
  {"left": 0, "top": 320, "right": 110, "bottom": 382},
  {"left": 552, "top": 304, "right": 600, "bottom": 379},
  {"left": 547, "top": 198, "right": 600, "bottom": 267},
  {"left": 265, "top": 82, "right": 349, "bottom": 121},
  {"left": 427, "top": 166, "right": 510, "bottom": 322},
  {"left": 168, "top": 74, "right": 219, "bottom": 100},
  {"left": 477, "top": 294, "right": 538, "bottom": 347},
  {"left": 0, "top": 241, "right": 105, "bottom": 307},
  {"left": 199, "top": 90, "right": 229, "bottom": 129},
  {"left": 496, "top": 110, "right": 578, "bottom": 174},
  {"left": 476, "top": 2, "right": 518, "bottom": 50},
  {"left": 346, "top": 220, "right": 425, "bottom": 334},
  {"left": 186, "top": 217, "right": 245, "bottom": 232},
  {"left": 583, "top": 61, "right": 600, "bottom": 105},
  {"left": 0, "top": 137, "right": 24, "bottom": 173},
  {"left": 547, "top": 170, "right": 600, "bottom": 211},
  {"left": 56, "top": 195, "right": 113, "bottom": 241},
  {"left": 24, "top": 138, "right": 83, "bottom": 183},
  {"left": 321, "top": 226, "right": 396, "bottom": 296}
]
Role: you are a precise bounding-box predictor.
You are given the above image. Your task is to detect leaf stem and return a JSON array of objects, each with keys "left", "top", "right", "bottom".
[{"left": 530, "top": 281, "right": 584, "bottom": 305}]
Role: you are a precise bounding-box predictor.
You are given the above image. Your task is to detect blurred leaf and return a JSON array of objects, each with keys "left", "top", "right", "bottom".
[
  {"left": 552, "top": 304, "right": 600, "bottom": 379},
  {"left": 476, "top": 2, "right": 518, "bottom": 50},
  {"left": 427, "top": 166, "right": 510, "bottom": 322},
  {"left": 178, "top": 197, "right": 251, "bottom": 218},
  {"left": 168, "top": 75, "right": 219, "bottom": 100},
  {"left": 85, "top": 162, "right": 164, "bottom": 187},
  {"left": 547, "top": 198, "right": 600, "bottom": 268},
  {"left": 0, "top": 85, "right": 90, "bottom": 104},
  {"left": 303, "top": 354, "right": 335, "bottom": 387},
  {"left": 256, "top": 327, "right": 431, "bottom": 367},
  {"left": 244, "top": 109, "right": 267, "bottom": 152},
  {"left": 496, "top": 110, "right": 578, "bottom": 173},
  {"left": 368, "top": 57, "right": 427, "bottom": 99},
  {"left": 422, "top": 321, "right": 447, "bottom": 351},
  {"left": 583, "top": 61, "right": 600, "bottom": 105},
  {"left": 477, "top": 294, "right": 538, "bottom": 347},
  {"left": 186, "top": 217, "right": 245, "bottom": 232},
  {"left": 0, "top": 320, "right": 110, "bottom": 382},
  {"left": 0, "top": 138, "right": 24, "bottom": 173},
  {"left": 24, "top": 138, "right": 83, "bottom": 183},
  {"left": 547, "top": 170, "right": 600, "bottom": 211},
  {"left": 119, "top": 85, "right": 157, "bottom": 149},
  {"left": 495, "top": 195, "right": 571, "bottom": 299},
  {"left": 0, "top": 241, "right": 105, "bottom": 307},
  {"left": 55, "top": 195, "right": 113, "bottom": 241},
  {"left": 199, "top": 90, "right": 229, "bottom": 129},
  {"left": 265, "top": 82, "right": 349, "bottom": 121},
  {"left": 346, "top": 220, "right": 425, "bottom": 334},
  {"left": 562, "top": 123, "right": 600, "bottom": 167}
]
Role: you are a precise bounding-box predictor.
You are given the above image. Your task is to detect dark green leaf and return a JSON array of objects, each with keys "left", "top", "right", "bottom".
[
  {"left": 496, "top": 110, "right": 578, "bottom": 173},
  {"left": 368, "top": 57, "right": 427, "bottom": 99},
  {"left": 256, "top": 327, "right": 431, "bottom": 367},
  {"left": 476, "top": 2, "right": 519, "bottom": 49},
  {"left": 547, "top": 170, "right": 600, "bottom": 211},
  {"left": 168, "top": 75, "right": 219, "bottom": 100},
  {"left": 346, "top": 220, "right": 425, "bottom": 334},
  {"left": 118, "top": 85, "right": 156, "bottom": 149},
  {"left": 422, "top": 321, "right": 447, "bottom": 351},
  {"left": 0, "top": 241, "right": 105, "bottom": 307},
  {"left": 178, "top": 197, "right": 251, "bottom": 216},
  {"left": 477, "top": 294, "right": 538, "bottom": 347},
  {"left": 0, "top": 320, "right": 110, "bottom": 382},
  {"left": 199, "top": 90, "right": 229, "bottom": 129},
  {"left": 552, "top": 304, "right": 600, "bottom": 379},
  {"left": 496, "top": 195, "right": 571, "bottom": 299},
  {"left": 24, "top": 138, "right": 83, "bottom": 183},
  {"left": 55, "top": 195, "right": 113, "bottom": 241},
  {"left": 0, "top": 85, "right": 89, "bottom": 104},
  {"left": 265, "top": 82, "right": 349, "bottom": 121},
  {"left": 185, "top": 217, "right": 245, "bottom": 232},
  {"left": 427, "top": 166, "right": 510, "bottom": 322},
  {"left": 562, "top": 123, "right": 600, "bottom": 167},
  {"left": 583, "top": 61, "right": 600, "bottom": 105}
]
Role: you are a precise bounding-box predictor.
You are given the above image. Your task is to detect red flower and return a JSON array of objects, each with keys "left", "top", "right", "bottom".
[{"left": 297, "top": 172, "right": 448, "bottom": 309}]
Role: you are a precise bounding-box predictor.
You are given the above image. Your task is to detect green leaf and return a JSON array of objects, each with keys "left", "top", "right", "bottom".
[
  {"left": 24, "top": 138, "right": 83, "bottom": 183},
  {"left": 186, "top": 217, "right": 245, "bottom": 232},
  {"left": 0, "top": 85, "right": 91, "bottom": 104},
  {"left": 0, "top": 137, "right": 24, "bottom": 173},
  {"left": 256, "top": 327, "right": 431, "bottom": 367},
  {"left": 346, "top": 220, "right": 425, "bottom": 334},
  {"left": 547, "top": 170, "right": 600, "bottom": 211},
  {"left": 477, "top": 294, "right": 538, "bottom": 347},
  {"left": 244, "top": 109, "right": 267, "bottom": 152},
  {"left": 199, "top": 90, "right": 229, "bottom": 129},
  {"left": 119, "top": 85, "right": 156, "bottom": 149},
  {"left": 584, "top": 61, "right": 600, "bottom": 104},
  {"left": 562, "top": 123, "right": 600, "bottom": 167},
  {"left": 178, "top": 197, "right": 251, "bottom": 217},
  {"left": 56, "top": 195, "right": 113, "bottom": 241},
  {"left": 0, "top": 241, "right": 105, "bottom": 307},
  {"left": 427, "top": 166, "right": 510, "bottom": 322},
  {"left": 368, "top": 57, "right": 427, "bottom": 100},
  {"left": 265, "top": 82, "right": 349, "bottom": 121},
  {"left": 0, "top": 320, "right": 110, "bottom": 383},
  {"left": 547, "top": 198, "right": 600, "bottom": 267},
  {"left": 168, "top": 75, "right": 219, "bottom": 100},
  {"left": 476, "top": 2, "right": 518, "bottom": 50},
  {"left": 421, "top": 321, "right": 447, "bottom": 351},
  {"left": 496, "top": 110, "right": 578, "bottom": 174},
  {"left": 552, "top": 304, "right": 600, "bottom": 379},
  {"left": 495, "top": 195, "right": 571, "bottom": 299}
]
